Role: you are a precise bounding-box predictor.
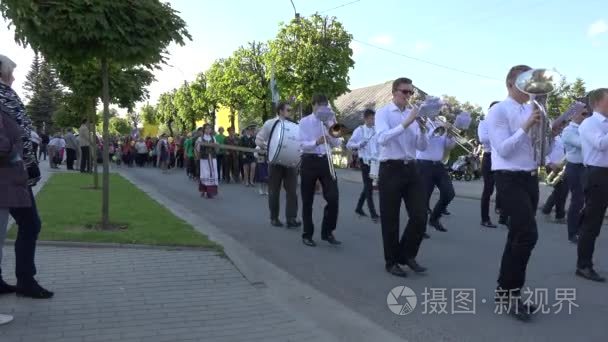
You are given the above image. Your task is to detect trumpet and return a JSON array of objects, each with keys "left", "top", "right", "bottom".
[{"left": 515, "top": 68, "right": 560, "bottom": 166}]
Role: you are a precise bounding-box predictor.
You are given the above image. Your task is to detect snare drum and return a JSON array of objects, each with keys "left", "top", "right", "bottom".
[{"left": 267, "top": 119, "right": 301, "bottom": 168}]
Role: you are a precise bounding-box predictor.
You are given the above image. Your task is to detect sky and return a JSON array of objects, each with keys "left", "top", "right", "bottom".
[{"left": 1, "top": 0, "right": 607, "bottom": 116}]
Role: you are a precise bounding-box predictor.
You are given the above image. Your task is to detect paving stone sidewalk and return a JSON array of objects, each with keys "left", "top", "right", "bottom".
[{"left": 0, "top": 245, "right": 321, "bottom": 342}]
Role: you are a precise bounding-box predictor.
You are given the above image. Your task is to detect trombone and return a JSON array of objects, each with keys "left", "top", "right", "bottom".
[
  {"left": 316, "top": 109, "right": 347, "bottom": 180},
  {"left": 432, "top": 116, "right": 476, "bottom": 154},
  {"left": 515, "top": 68, "right": 560, "bottom": 166},
  {"left": 406, "top": 96, "right": 444, "bottom": 134}
]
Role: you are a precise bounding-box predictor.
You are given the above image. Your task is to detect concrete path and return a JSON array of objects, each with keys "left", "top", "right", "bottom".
[{"left": 117, "top": 165, "right": 608, "bottom": 342}]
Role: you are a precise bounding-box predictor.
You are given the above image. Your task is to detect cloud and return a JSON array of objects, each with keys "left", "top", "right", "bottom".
[
  {"left": 369, "top": 34, "right": 393, "bottom": 46},
  {"left": 413, "top": 41, "right": 432, "bottom": 54},
  {"left": 588, "top": 19, "right": 607, "bottom": 37}
]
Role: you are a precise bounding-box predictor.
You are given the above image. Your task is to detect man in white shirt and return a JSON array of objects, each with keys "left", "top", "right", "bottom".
[
  {"left": 416, "top": 118, "right": 456, "bottom": 233},
  {"left": 298, "top": 94, "right": 341, "bottom": 247},
  {"left": 346, "top": 109, "right": 379, "bottom": 222},
  {"left": 78, "top": 119, "right": 91, "bottom": 173},
  {"left": 540, "top": 125, "right": 568, "bottom": 223},
  {"left": 478, "top": 101, "right": 501, "bottom": 228},
  {"left": 576, "top": 88, "right": 608, "bottom": 283},
  {"left": 375, "top": 77, "right": 429, "bottom": 278},
  {"left": 561, "top": 100, "right": 590, "bottom": 243},
  {"left": 487, "top": 64, "right": 544, "bottom": 321},
  {"left": 256, "top": 101, "right": 301, "bottom": 229}
]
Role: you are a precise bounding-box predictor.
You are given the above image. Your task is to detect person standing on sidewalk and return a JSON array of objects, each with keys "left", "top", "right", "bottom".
[
  {"left": 79, "top": 119, "right": 91, "bottom": 173},
  {"left": 215, "top": 127, "right": 226, "bottom": 182},
  {"left": 0, "top": 53, "right": 53, "bottom": 299},
  {"left": 256, "top": 101, "right": 301, "bottom": 228},
  {"left": 64, "top": 128, "right": 79, "bottom": 170},
  {"left": 346, "top": 108, "right": 380, "bottom": 223},
  {"left": 560, "top": 101, "right": 590, "bottom": 243}
]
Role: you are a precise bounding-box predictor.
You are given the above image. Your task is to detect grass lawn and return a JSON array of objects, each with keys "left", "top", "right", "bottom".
[{"left": 9, "top": 173, "right": 222, "bottom": 252}]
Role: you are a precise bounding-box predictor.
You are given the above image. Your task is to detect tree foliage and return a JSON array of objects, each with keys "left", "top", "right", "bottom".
[
  {"left": 140, "top": 103, "right": 158, "bottom": 125},
  {"left": 546, "top": 76, "right": 587, "bottom": 119},
  {"left": 268, "top": 14, "right": 354, "bottom": 105},
  {"left": 189, "top": 72, "right": 217, "bottom": 127},
  {"left": 23, "top": 54, "right": 63, "bottom": 131},
  {"left": 173, "top": 81, "right": 199, "bottom": 131},
  {"left": 207, "top": 58, "right": 243, "bottom": 128},
  {"left": 109, "top": 116, "right": 132, "bottom": 136},
  {"left": 156, "top": 91, "right": 179, "bottom": 136}
]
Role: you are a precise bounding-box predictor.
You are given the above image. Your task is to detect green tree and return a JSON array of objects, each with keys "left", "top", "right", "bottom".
[
  {"left": 23, "top": 55, "right": 63, "bottom": 131},
  {"left": 54, "top": 93, "right": 97, "bottom": 130},
  {"left": 1, "top": 0, "right": 190, "bottom": 228},
  {"left": 268, "top": 14, "right": 354, "bottom": 106},
  {"left": 569, "top": 78, "right": 586, "bottom": 99},
  {"left": 189, "top": 72, "right": 217, "bottom": 128},
  {"left": 207, "top": 58, "right": 244, "bottom": 129},
  {"left": 109, "top": 117, "right": 132, "bottom": 136},
  {"left": 140, "top": 103, "right": 158, "bottom": 125},
  {"left": 173, "top": 81, "right": 199, "bottom": 131},
  {"left": 156, "top": 91, "right": 179, "bottom": 136}
]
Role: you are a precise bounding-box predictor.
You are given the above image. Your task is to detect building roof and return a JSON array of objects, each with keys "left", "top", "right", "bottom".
[{"left": 334, "top": 81, "right": 427, "bottom": 132}]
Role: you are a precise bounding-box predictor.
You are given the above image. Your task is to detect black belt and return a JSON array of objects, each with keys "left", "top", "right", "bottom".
[
  {"left": 495, "top": 170, "right": 538, "bottom": 176},
  {"left": 381, "top": 159, "right": 414, "bottom": 166},
  {"left": 302, "top": 154, "right": 327, "bottom": 158},
  {"left": 585, "top": 165, "right": 608, "bottom": 171},
  {"left": 417, "top": 159, "right": 443, "bottom": 165}
]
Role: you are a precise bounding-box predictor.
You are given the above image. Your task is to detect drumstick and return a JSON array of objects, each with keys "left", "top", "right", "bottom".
[{"left": 198, "top": 142, "right": 267, "bottom": 154}]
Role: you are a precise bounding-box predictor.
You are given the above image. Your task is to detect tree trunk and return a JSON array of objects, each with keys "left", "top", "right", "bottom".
[
  {"left": 101, "top": 58, "right": 111, "bottom": 229},
  {"left": 167, "top": 118, "right": 174, "bottom": 137},
  {"left": 229, "top": 109, "right": 235, "bottom": 129},
  {"left": 90, "top": 101, "right": 98, "bottom": 189}
]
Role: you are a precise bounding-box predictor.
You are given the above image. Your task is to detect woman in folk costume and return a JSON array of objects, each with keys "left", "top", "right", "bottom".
[{"left": 196, "top": 124, "right": 219, "bottom": 198}]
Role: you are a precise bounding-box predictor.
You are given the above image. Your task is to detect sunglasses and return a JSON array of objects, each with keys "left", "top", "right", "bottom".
[{"left": 397, "top": 89, "right": 414, "bottom": 95}]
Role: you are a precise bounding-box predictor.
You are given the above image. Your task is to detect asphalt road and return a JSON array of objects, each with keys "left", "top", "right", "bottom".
[{"left": 122, "top": 166, "right": 608, "bottom": 342}]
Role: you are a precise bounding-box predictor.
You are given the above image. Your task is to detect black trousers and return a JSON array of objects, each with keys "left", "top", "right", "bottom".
[
  {"left": 417, "top": 160, "right": 454, "bottom": 221},
  {"left": 577, "top": 166, "right": 608, "bottom": 269},
  {"left": 542, "top": 167, "right": 569, "bottom": 219},
  {"left": 378, "top": 160, "right": 427, "bottom": 268},
  {"left": 80, "top": 146, "right": 90, "bottom": 172},
  {"left": 481, "top": 152, "right": 496, "bottom": 222},
  {"left": 7, "top": 188, "right": 42, "bottom": 284},
  {"left": 300, "top": 155, "right": 339, "bottom": 239},
  {"left": 216, "top": 154, "right": 224, "bottom": 180},
  {"left": 356, "top": 159, "right": 378, "bottom": 216},
  {"left": 495, "top": 171, "right": 539, "bottom": 291},
  {"left": 268, "top": 164, "right": 298, "bottom": 221},
  {"left": 565, "top": 162, "right": 584, "bottom": 238},
  {"left": 66, "top": 148, "right": 77, "bottom": 170}
]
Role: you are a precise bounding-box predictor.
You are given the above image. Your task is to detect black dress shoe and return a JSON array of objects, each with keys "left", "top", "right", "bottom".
[
  {"left": 404, "top": 258, "right": 427, "bottom": 273},
  {"left": 505, "top": 299, "right": 532, "bottom": 322},
  {"left": 302, "top": 238, "right": 316, "bottom": 247},
  {"left": 355, "top": 208, "right": 367, "bottom": 217},
  {"left": 322, "top": 235, "right": 342, "bottom": 245},
  {"left": 371, "top": 214, "right": 380, "bottom": 223},
  {"left": 423, "top": 232, "right": 430, "bottom": 239},
  {"left": 498, "top": 215, "right": 508, "bottom": 225},
  {"left": 16, "top": 281, "right": 54, "bottom": 299},
  {"left": 481, "top": 221, "right": 497, "bottom": 228},
  {"left": 0, "top": 279, "right": 16, "bottom": 295},
  {"left": 442, "top": 210, "right": 451, "bottom": 216},
  {"left": 271, "top": 219, "right": 284, "bottom": 227},
  {"left": 386, "top": 264, "right": 407, "bottom": 277},
  {"left": 576, "top": 268, "right": 606, "bottom": 282},
  {"left": 429, "top": 219, "right": 447, "bottom": 232},
  {"left": 568, "top": 235, "right": 578, "bottom": 244},
  {"left": 286, "top": 219, "right": 301, "bottom": 228}
]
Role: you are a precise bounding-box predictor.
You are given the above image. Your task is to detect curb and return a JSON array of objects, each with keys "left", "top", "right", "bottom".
[
  {"left": 2, "top": 239, "right": 222, "bottom": 252},
  {"left": 117, "top": 168, "right": 404, "bottom": 342}
]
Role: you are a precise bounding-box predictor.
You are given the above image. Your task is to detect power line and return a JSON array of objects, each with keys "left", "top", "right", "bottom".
[
  {"left": 353, "top": 39, "right": 500, "bottom": 80},
  {"left": 319, "top": 0, "right": 361, "bottom": 14}
]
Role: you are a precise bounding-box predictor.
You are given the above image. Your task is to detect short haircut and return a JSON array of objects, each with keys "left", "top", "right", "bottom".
[
  {"left": 363, "top": 109, "right": 375, "bottom": 118},
  {"left": 392, "top": 77, "right": 413, "bottom": 92},
  {"left": 277, "top": 101, "right": 289, "bottom": 113},
  {"left": 312, "top": 94, "right": 328, "bottom": 106},
  {"left": 506, "top": 65, "right": 531, "bottom": 87},
  {"left": 589, "top": 88, "right": 608, "bottom": 108}
]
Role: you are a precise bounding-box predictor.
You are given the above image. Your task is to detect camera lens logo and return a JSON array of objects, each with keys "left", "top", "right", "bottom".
[{"left": 387, "top": 286, "right": 417, "bottom": 315}]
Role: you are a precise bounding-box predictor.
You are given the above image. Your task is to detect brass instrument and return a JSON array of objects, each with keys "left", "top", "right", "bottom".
[
  {"left": 515, "top": 68, "right": 561, "bottom": 166},
  {"left": 546, "top": 156, "right": 567, "bottom": 186},
  {"left": 315, "top": 106, "right": 346, "bottom": 180},
  {"left": 432, "top": 116, "right": 476, "bottom": 154},
  {"left": 407, "top": 96, "right": 444, "bottom": 134}
]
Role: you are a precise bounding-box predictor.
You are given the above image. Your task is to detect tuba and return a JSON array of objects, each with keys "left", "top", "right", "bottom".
[{"left": 515, "top": 68, "right": 561, "bottom": 166}]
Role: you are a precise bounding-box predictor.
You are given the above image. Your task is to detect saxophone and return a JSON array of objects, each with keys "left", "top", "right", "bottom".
[{"left": 546, "top": 156, "right": 567, "bottom": 186}]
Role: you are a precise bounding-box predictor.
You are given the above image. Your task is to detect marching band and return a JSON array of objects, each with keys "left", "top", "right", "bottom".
[{"left": 206, "top": 72, "right": 605, "bottom": 323}]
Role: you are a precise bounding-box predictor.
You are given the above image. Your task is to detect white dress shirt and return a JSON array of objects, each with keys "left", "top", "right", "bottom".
[
  {"left": 545, "top": 135, "right": 565, "bottom": 165},
  {"left": 487, "top": 97, "right": 537, "bottom": 171},
  {"left": 477, "top": 119, "right": 491, "bottom": 153},
  {"left": 256, "top": 116, "right": 285, "bottom": 149},
  {"left": 579, "top": 112, "right": 608, "bottom": 167},
  {"left": 375, "top": 101, "right": 428, "bottom": 161},
  {"left": 298, "top": 113, "right": 340, "bottom": 155},
  {"left": 346, "top": 124, "right": 378, "bottom": 164},
  {"left": 416, "top": 125, "right": 455, "bottom": 161},
  {"left": 561, "top": 122, "right": 583, "bottom": 164}
]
